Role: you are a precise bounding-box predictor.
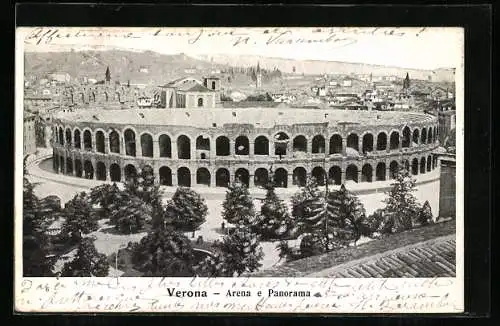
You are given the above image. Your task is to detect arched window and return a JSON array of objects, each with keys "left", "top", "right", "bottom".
[
  {"left": 346, "top": 164, "right": 359, "bottom": 183},
  {"left": 159, "top": 166, "right": 172, "bottom": 186},
  {"left": 235, "top": 136, "right": 249, "bottom": 155},
  {"left": 376, "top": 132, "right": 387, "bottom": 151},
  {"left": 427, "top": 128, "right": 433, "bottom": 144},
  {"left": 109, "top": 130, "right": 120, "bottom": 153},
  {"left": 96, "top": 162, "right": 106, "bottom": 181},
  {"left": 376, "top": 162, "right": 386, "bottom": 181},
  {"left": 198, "top": 98, "right": 204, "bottom": 107},
  {"left": 402, "top": 126, "right": 411, "bottom": 148},
  {"left": 124, "top": 129, "right": 136, "bottom": 156},
  {"left": 141, "top": 133, "right": 153, "bottom": 157},
  {"left": 83, "top": 130, "right": 92, "bottom": 150},
  {"left": 196, "top": 135, "right": 210, "bottom": 151},
  {"left": 235, "top": 168, "right": 250, "bottom": 188},
  {"left": 293, "top": 167, "right": 307, "bottom": 187},
  {"left": 177, "top": 167, "right": 191, "bottom": 187},
  {"left": 329, "top": 134, "right": 342, "bottom": 154},
  {"left": 293, "top": 135, "right": 308, "bottom": 153},
  {"left": 216, "top": 168, "right": 230, "bottom": 187},
  {"left": 177, "top": 135, "right": 191, "bottom": 159},
  {"left": 427, "top": 155, "right": 432, "bottom": 172},
  {"left": 124, "top": 164, "right": 137, "bottom": 181},
  {"left": 389, "top": 131, "right": 400, "bottom": 150},
  {"left": 328, "top": 166, "right": 341, "bottom": 185},
  {"left": 411, "top": 158, "right": 419, "bottom": 175},
  {"left": 274, "top": 168, "right": 288, "bottom": 188},
  {"left": 412, "top": 129, "right": 420, "bottom": 145},
  {"left": 159, "top": 134, "right": 172, "bottom": 158},
  {"left": 312, "top": 167, "right": 326, "bottom": 186},
  {"left": 421, "top": 127, "right": 427, "bottom": 144},
  {"left": 216, "top": 136, "right": 230, "bottom": 156},
  {"left": 347, "top": 133, "right": 359, "bottom": 151},
  {"left": 254, "top": 136, "right": 269, "bottom": 155},
  {"left": 362, "top": 133, "right": 374, "bottom": 153},
  {"left": 254, "top": 168, "right": 269, "bottom": 188},
  {"left": 361, "top": 164, "right": 373, "bottom": 182},
  {"left": 311, "top": 135, "right": 325, "bottom": 154},
  {"left": 274, "top": 132, "right": 289, "bottom": 156},
  {"left": 110, "top": 163, "right": 121, "bottom": 182},
  {"left": 58, "top": 127, "right": 64, "bottom": 145},
  {"left": 389, "top": 161, "right": 399, "bottom": 179},
  {"left": 74, "top": 130, "right": 81, "bottom": 149},
  {"left": 74, "top": 160, "right": 82, "bottom": 178},
  {"left": 84, "top": 160, "right": 94, "bottom": 179},
  {"left": 196, "top": 168, "right": 211, "bottom": 186},
  {"left": 65, "top": 128, "right": 72, "bottom": 147},
  {"left": 66, "top": 157, "right": 73, "bottom": 175},
  {"left": 211, "top": 81, "right": 216, "bottom": 90},
  {"left": 420, "top": 157, "right": 426, "bottom": 174},
  {"left": 96, "top": 131, "right": 105, "bottom": 153}
]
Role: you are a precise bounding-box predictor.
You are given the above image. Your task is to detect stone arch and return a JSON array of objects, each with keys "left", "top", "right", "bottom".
[
  {"left": 159, "top": 134, "right": 172, "bottom": 158},
  {"left": 427, "top": 127, "right": 433, "bottom": 144},
  {"left": 196, "top": 135, "right": 210, "bottom": 151},
  {"left": 216, "top": 136, "right": 230, "bottom": 156},
  {"left": 311, "top": 135, "right": 325, "bottom": 154},
  {"left": 361, "top": 164, "right": 373, "bottom": 182},
  {"left": 197, "top": 97, "right": 204, "bottom": 107},
  {"left": 74, "top": 129, "right": 81, "bottom": 149},
  {"left": 66, "top": 157, "right": 73, "bottom": 175},
  {"left": 329, "top": 166, "right": 342, "bottom": 185},
  {"left": 411, "top": 158, "right": 419, "bottom": 175},
  {"left": 177, "top": 135, "right": 191, "bottom": 159},
  {"left": 84, "top": 160, "right": 94, "bottom": 179},
  {"left": 58, "top": 127, "right": 64, "bottom": 145},
  {"left": 434, "top": 126, "right": 438, "bottom": 143},
  {"left": 402, "top": 126, "right": 411, "bottom": 148},
  {"left": 346, "top": 164, "right": 359, "bottom": 183},
  {"left": 274, "top": 131, "right": 290, "bottom": 156},
  {"left": 376, "top": 132, "right": 387, "bottom": 151},
  {"left": 362, "top": 133, "right": 374, "bottom": 153},
  {"left": 421, "top": 127, "right": 427, "bottom": 144},
  {"left": 389, "top": 131, "right": 400, "bottom": 150},
  {"left": 177, "top": 167, "right": 191, "bottom": 187},
  {"left": 403, "top": 159, "right": 410, "bottom": 172},
  {"left": 110, "top": 163, "right": 121, "bottom": 182},
  {"left": 96, "top": 130, "right": 105, "bottom": 153},
  {"left": 124, "top": 164, "right": 137, "bottom": 181},
  {"left": 412, "top": 128, "right": 420, "bottom": 145},
  {"left": 109, "top": 130, "right": 120, "bottom": 153},
  {"left": 420, "top": 157, "right": 426, "bottom": 174},
  {"left": 159, "top": 166, "right": 172, "bottom": 186},
  {"left": 216, "top": 168, "right": 230, "bottom": 187},
  {"left": 235, "top": 135, "right": 249, "bottom": 155},
  {"left": 65, "top": 128, "right": 72, "bottom": 147},
  {"left": 293, "top": 135, "right": 308, "bottom": 153},
  {"left": 389, "top": 160, "right": 399, "bottom": 179},
  {"left": 329, "top": 134, "right": 343, "bottom": 154},
  {"left": 427, "top": 155, "right": 432, "bottom": 172},
  {"left": 140, "top": 133, "right": 153, "bottom": 157},
  {"left": 274, "top": 168, "right": 288, "bottom": 188},
  {"left": 59, "top": 156, "right": 64, "bottom": 173},
  {"left": 196, "top": 168, "right": 211, "bottom": 186},
  {"left": 254, "top": 135, "right": 269, "bottom": 155},
  {"left": 347, "top": 133, "right": 359, "bottom": 151},
  {"left": 74, "top": 159, "right": 83, "bottom": 178},
  {"left": 254, "top": 168, "right": 269, "bottom": 188},
  {"left": 376, "top": 162, "right": 386, "bottom": 181},
  {"left": 235, "top": 168, "right": 250, "bottom": 187},
  {"left": 312, "top": 166, "right": 326, "bottom": 186},
  {"left": 96, "top": 162, "right": 106, "bottom": 180},
  {"left": 124, "top": 129, "right": 136, "bottom": 156},
  {"left": 293, "top": 167, "right": 307, "bottom": 187}
]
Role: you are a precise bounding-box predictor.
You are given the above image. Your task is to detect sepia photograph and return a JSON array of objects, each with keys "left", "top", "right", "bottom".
[{"left": 15, "top": 26, "right": 464, "bottom": 313}]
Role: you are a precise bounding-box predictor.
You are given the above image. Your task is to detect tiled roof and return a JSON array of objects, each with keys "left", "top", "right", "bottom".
[{"left": 181, "top": 83, "right": 215, "bottom": 93}]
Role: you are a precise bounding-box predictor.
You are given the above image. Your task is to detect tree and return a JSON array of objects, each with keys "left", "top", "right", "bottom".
[
  {"left": 403, "top": 72, "right": 410, "bottom": 90},
  {"left": 131, "top": 226, "right": 196, "bottom": 277},
  {"left": 222, "top": 181, "right": 255, "bottom": 226},
  {"left": 89, "top": 183, "right": 123, "bottom": 219},
  {"left": 165, "top": 187, "right": 208, "bottom": 231},
  {"left": 111, "top": 195, "right": 152, "bottom": 234},
  {"left": 61, "top": 237, "right": 109, "bottom": 276},
  {"left": 290, "top": 177, "right": 323, "bottom": 234},
  {"left": 62, "top": 192, "right": 99, "bottom": 240},
  {"left": 195, "top": 225, "right": 263, "bottom": 277},
  {"left": 383, "top": 168, "right": 420, "bottom": 232},
  {"left": 417, "top": 200, "right": 433, "bottom": 226},
  {"left": 252, "top": 181, "right": 293, "bottom": 240}
]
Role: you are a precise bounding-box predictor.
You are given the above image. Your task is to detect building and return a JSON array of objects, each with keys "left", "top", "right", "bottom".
[
  {"left": 158, "top": 77, "right": 219, "bottom": 109},
  {"left": 24, "top": 113, "right": 37, "bottom": 156},
  {"left": 438, "top": 153, "right": 456, "bottom": 218},
  {"left": 51, "top": 108, "right": 439, "bottom": 191},
  {"left": 48, "top": 72, "right": 71, "bottom": 83}
]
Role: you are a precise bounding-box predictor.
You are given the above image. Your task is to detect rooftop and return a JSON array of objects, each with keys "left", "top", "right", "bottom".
[{"left": 53, "top": 108, "right": 435, "bottom": 128}]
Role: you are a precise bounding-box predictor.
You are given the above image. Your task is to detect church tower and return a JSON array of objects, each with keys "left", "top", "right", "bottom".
[{"left": 256, "top": 62, "right": 262, "bottom": 89}]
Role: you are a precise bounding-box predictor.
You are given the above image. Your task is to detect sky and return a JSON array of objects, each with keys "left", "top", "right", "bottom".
[{"left": 17, "top": 27, "right": 463, "bottom": 70}]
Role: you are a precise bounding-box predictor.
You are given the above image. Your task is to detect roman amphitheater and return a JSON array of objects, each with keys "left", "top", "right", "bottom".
[{"left": 50, "top": 108, "right": 440, "bottom": 190}]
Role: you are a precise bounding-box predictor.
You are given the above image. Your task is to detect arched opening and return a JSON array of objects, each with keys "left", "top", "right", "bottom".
[
  {"left": 159, "top": 134, "right": 171, "bottom": 158},
  {"left": 235, "top": 168, "right": 249, "bottom": 188},
  {"left": 216, "top": 168, "right": 230, "bottom": 187},
  {"left": 274, "top": 132, "right": 289, "bottom": 156},
  {"left": 196, "top": 135, "right": 210, "bottom": 153},
  {"left": 274, "top": 168, "right": 288, "bottom": 188},
  {"left": 403, "top": 159, "right": 410, "bottom": 172},
  {"left": 235, "top": 136, "right": 249, "bottom": 155},
  {"left": 420, "top": 157, "right": 426, "bottom": 174},
  {"left": 347, "top": 133, "right": 359, "bottom": 152},
  {"left": 83, "top": 130, "right": 92, "bottom": 150},
  {"left": 84, "top": 160, "right": 94, "bottom": 179},
  {"left": 74, "top": 130, "right": 81, "bottom": 149},
  {"left": 411, "top": 158, "right": 419, "bottom": 175},
  {"left": 402, "top": 126, "right": 411, "bottom": 148},
  {"left": 389, "top": 161, "right": 399, "bottom": 179},
  {"left": 66, "top": 157, "right": 73, "bottom": 175},
  {"left": 141, "top": 133, "right": 153, "bottom": 157},
  {"left": 96, "top": 131, "right": 105, "bottom": 153},
  {"left": 312, "top": 166, "right": 326, "bottom": 186},
  {"left": 177, "top": 135, "right": 191, "bottom": 159},
  {"left": 124, "top": 129, "right": 136, "bottom": 156},
  {"left": 177, "top": 167, "right": 191, "bottom": 187},
  {"left": 361, "top": 164, "right": 373, "bottom": 182},
  {"left": 196, "top": 168, "right": 211, "bottom": 186},
  {"left": 216, "top": 136, "right": 230, "bottom": 156},
  {"left": 427, "top": 128, "right": 433, "bottom": 144},
  {"left": 376, "top": 132, "right": 387, "bottom": 151},
  {"left": 74, "top": 160, "right": 82, "bottom": 178},
  {"left": 124, "top": 164, "right": 137, "bottom": 181},
  {"left": 293, "top": 135, "right": 307, "bottom": 154},
  {"left": 433, "top": 156, "right": 438, "bottom": 169},
  {"left": 421, "top": 127, "right": 427, "bottom": 144},
  {"left": 65, "top": 128, "right": 72, "bottom": 147},
  {"left": 389, "top": 131, "right": 400, "bottom": 150},
  {"left": 329, "top": 134, "right": 342, "bottom": 154},
  {"left": 58, "top": 127, "right": 64, "bottom": 145},
  {"left": 329, "top": 166, "right": 342, "bottom": 185},
  {"left": 412, "top": 129, "right": 420, "bottom": 145},
  {"left": 434, "top": 127, "right": 438, "bottom": 143},
  {"left": 96, "top": 162, "right": 106, "bottom": 181},
  {"left": 346, "top": 164, "right": 359, "bottom": 183},
  {"left": 311, "top": 135, "right": 325, "bottom": 154},
  {"left": 254, "top": 168, "right": 269, "bottom": 188},
  {"left": 376, "top": 162, "right": 386, "bottom": 181},
  {"left": 59, "top": 156, "right": 64, "bottom": 173},
  {"left": 159, "top": 166, "right": 172, "bottom": 186},
  {"left": 197, "top": 98, "right": 204, "bottom": 107},
  {"left": 109, "top": 130, "right": 120, "bottom": 153},
  {"left": 362, "top": 133, "right": 374, "bottom": 153},
  {"left": 110, "top": 163, "right": 121, "bottom": 182},
  {"left": 254, "top": 136, "right": 269, "bottom": 155},
  {"left": 427, "top": 155, "right": 432, "bottom": 172},
  {"left": 293, "top": 167, "right": 307, "bottom": 187},
  {"left": 211, "top": 81, "right": 216, "bottom": 90}
]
